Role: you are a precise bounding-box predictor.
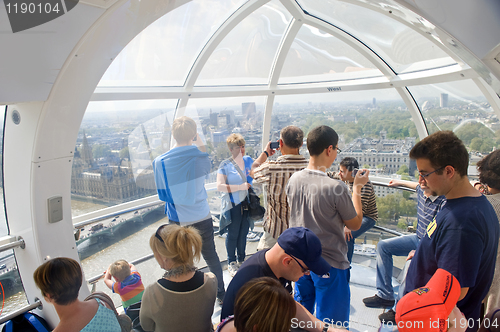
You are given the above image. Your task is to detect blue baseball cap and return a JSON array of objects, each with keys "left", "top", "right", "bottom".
[{"left": 277, "top": 227, "right": 331, "bottom": 275}]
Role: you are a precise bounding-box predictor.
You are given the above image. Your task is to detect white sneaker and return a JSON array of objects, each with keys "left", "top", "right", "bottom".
[{"left": 228, "top": 261, "right": 239, "bottom": 277}]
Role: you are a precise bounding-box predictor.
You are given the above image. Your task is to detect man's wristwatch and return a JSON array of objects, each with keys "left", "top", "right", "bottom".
[
  {"left": 263, "top": 151, "right": 269, "bottom": 157},
  {"left": 322, "top": 323, "right": 329, "bottom": 332}
]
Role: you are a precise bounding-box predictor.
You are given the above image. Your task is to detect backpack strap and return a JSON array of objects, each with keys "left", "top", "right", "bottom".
[
  {"left": 85, "top": 292, "right": 119, "bottom": 316},
  {"left": 4, "top": 320, "right": 12, "bottom": 332},
  {"left": 24, "top": 313, "right": 50, "bottom": 332}
]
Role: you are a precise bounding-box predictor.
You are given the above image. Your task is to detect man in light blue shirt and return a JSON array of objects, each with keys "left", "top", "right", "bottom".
[{"left": 153, "top": 116, "right": 225, "bottom": 303}]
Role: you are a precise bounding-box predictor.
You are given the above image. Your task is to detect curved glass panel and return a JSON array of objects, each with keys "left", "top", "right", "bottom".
[
  {"left": 270, "top": 96, "right": 418, "bottom": 268},
  {"left": 270, "top": 89, "right": 417, "bottom": 177},
  {"left": 98, "top": 0, "right": 247, "bottom": 87},
  {"left": 408, "top": 80, "right": 498, "bottom": 156},
  {"left": 278, "top": 24, "right": 383, "bottom": 84},
  {"left": 1, "top": 106, "right": 29, "bottom": 318},
  {"left": 72, "top": 99, "right": 178, "bottom": 259},
  {"left": 298, "top": 0, "right": 456, "bottom": 74},
  {"left": 196, "top": 0, "right": 291, "bottom": 86}
]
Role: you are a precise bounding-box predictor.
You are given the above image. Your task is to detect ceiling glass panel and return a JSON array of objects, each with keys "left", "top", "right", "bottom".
[
  {"left": 196, "top": 0, "right": 291, "bottom": 86},
  {"left": 408, "top": 80, "right": 498, "bottom": 153},
  {"left": 298, "top": 0, "right": 456, "bottom": 74},
  {"left": 98, "top": 0, "right": 247, "bottom": 87},
  {"left": 278, "top": 24, "right": 383, "bottom": 84},
  {"left": 270, "top": 89, "right": 418, "bottom": 177}
]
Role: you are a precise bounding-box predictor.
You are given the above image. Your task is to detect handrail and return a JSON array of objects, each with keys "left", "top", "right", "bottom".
[
  {"left": 372, "top": 225, "right": 403, "bottom": 237},
  {"left": 370, "top": 180, "right": 416, "bottom": 192},
  {"left": 0, "top": 235, "right": 25, "bottom": 253},
  {"left": 87, "top": 253, "right": 155, "bottom": 285},
  {"left": 73, "top": 183, "right": 218, "bottom": 230},
  {"left": 0, "top": 298, "right": 42, "bottom": 324},
  {"left": 73, "top": 200, "right": 164, "bottom": 229}
]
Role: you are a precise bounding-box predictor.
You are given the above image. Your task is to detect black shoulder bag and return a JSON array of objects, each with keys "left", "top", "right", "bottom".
[{"left": 228, "top": 158, "right": 265, "bottom": 222}]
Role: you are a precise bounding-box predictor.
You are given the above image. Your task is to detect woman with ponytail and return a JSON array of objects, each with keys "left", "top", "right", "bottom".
[{"left": 140, "top": 224, "right": 217, "bottom": 332}]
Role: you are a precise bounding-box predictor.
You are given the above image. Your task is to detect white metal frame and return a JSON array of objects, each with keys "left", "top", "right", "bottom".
[{"left": 2, "top": 0, "right": 500, "bottom": 326}]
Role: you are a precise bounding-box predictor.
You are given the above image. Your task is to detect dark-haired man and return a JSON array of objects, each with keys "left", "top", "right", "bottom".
[
  {"left": 286, "top": 125, "right": 369, "bottom": 326},
  {"left": 328, "top": 157, "right": 378, "bottom": 263},
  {"left": 250, "top": 125, "right": 309, "bottom": 250},
  {"left": 401, "top": 131, "right": 498, "bottom": 332},
  {"left": 363, "top": 178, "right": 446, "bottom": 323}
]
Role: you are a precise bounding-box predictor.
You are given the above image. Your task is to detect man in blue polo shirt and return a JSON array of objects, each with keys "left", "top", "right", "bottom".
[
  {"left": 403, "top": 131, "right": 498, "bottom": 332},
  {"left": 363, "top": 179, "right": 446, "bottom": 323},
  {"left": 152, "top": 116, "right": 225, "bottom": 304}
]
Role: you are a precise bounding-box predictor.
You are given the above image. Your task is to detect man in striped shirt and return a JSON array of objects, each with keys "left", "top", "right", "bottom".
[
  {"left": 363, "top": 179, "right": 446, "bottom": 323},
  {"left": 250, "top": 126, "right": 309, "bottom": 250},
  {"left": 328, "top": 157, "right": 378, "bottom": 263}
]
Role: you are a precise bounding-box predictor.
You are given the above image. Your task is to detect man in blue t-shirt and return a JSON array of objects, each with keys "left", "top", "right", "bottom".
[
  {"left": 363, "top": 179, "right": 446, "bottom": 324},
  {"left": 152, "top": 116, "right": 225, "bottom": 303},
  {"left": 400, "top": 131, "right": 499, "bottom": 332}
]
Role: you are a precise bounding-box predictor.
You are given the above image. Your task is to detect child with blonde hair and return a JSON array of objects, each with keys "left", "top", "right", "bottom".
[{"left": 104, "top": 259, "right": 144, "bottom": 312}]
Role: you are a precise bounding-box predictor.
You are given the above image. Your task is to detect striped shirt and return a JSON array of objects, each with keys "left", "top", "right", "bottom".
[
  {"left": 252, "top": 155, "right": 309, "bottom": 239},
  {"left": 112, "top": 270, "right": 144, "bottom": 308},
  {"left": 416, "top": 185, "right": 446, "bottom": 239},
  {"left": 327, "top": 172, "right": 378, "bottom": 221}
]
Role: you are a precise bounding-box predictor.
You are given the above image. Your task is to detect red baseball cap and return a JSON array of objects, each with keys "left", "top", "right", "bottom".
[{"left": 396, "top": 269, "right": 461, "bottom": 332}]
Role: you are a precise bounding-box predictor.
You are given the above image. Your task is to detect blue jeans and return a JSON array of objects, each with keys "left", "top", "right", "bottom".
[
  {"left": 376, "top": 234, "right": 419, "bottom": 301},
  {"left": 294, "top": 267, "right": 350, "bottom": 328},
  {"left": 182, "top": 218, "right": 226, "bottom": 299},
  {"left": 346, "top": 216, "right": 376, "bottom": 263},
  {"left": 226, "top": 204, "right": 250, "bottom": 264}
]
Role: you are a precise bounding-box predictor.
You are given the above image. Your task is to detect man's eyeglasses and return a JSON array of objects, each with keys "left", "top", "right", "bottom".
[
  {"left": 289, "top": 255, "right": 310, "bottom": 274},
  {"left": 419, "top": 166, "right": 445, "bottom": 179},
  {"left": 336, "top": 147, "right": 342, "bottom": 153}
]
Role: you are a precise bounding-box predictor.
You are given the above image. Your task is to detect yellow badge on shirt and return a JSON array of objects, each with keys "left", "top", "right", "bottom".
[{"left": 426, "top": 218, "right": 437, "bottom": 238}]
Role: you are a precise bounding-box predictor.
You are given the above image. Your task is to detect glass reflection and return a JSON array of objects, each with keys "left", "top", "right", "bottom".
[
  {"left": 298, "top": 0, "right": 456, "bottom": 73},
  {"left": 196, "top": 0, "right": 291, "bottom": 85},
  {"left": 99, "top": 0, "right": 247, "bottom": 87},
  {"left": 279, "top": 24, "right": 382, "bottom": 84},
  {"left": 408, "top": 80, "right": 498, "bottom": 154},
  {"left": 72, "top": 100, "right": 177, "bottom": 260}
]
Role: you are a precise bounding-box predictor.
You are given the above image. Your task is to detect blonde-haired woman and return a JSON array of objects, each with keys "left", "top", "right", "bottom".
[
  {"left": 140, "top": 224, "right": 217, "bottom": 332},
  {"left": 216, "top": 277, "right": 296, "bottom": 332},
  {"left": 216, "top": 133, "right": 254, "bottom": 276}
]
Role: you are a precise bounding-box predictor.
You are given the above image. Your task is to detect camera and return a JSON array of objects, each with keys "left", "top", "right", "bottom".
[
  {"left": 352, "top": 168, "right": 365, "bottom": 177},
  {"left": 270, "top": 141, "right": 279, "bottom": 149}
]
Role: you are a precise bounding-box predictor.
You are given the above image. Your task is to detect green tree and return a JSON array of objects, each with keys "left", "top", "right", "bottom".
[
  {"left": 397, "top": 220, "right": 408, "bottom": 231},
  {"left": 480, "top": 138, "right": 494, "bottom": 153},
  {"left": 92, "top": 144, "right": 112, "bottom": 159},
  {"left": 397, "top": 165, "right": 409, "bottom": 175},
  {"left": 470, "top": 137, "right": 482, "bottom": 151},
  {"left": 119, "top": 147, "right": 130, "bottom": 160}
]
